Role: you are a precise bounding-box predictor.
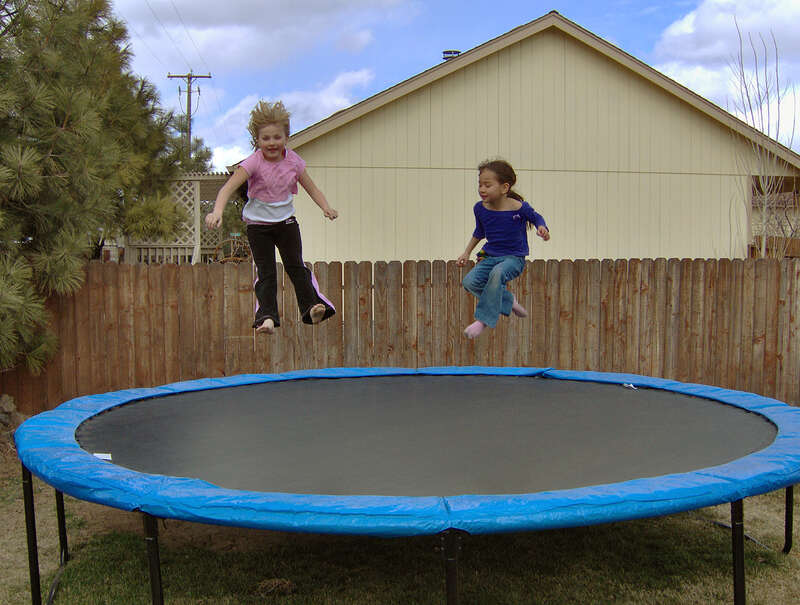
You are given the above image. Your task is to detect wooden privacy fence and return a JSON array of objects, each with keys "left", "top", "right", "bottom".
[{"left": 2, "top": 258, "right": 800, "bottom": 416}]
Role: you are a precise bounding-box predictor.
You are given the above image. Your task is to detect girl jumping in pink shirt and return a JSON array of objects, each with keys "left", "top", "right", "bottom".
[{"left": 205, "top": 100, "right": 337, "bottom": 334}]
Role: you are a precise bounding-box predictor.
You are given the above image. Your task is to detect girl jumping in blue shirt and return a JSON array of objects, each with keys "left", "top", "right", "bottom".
[{"left": 456, "top": 159, "right": 551, "bottom": 339}]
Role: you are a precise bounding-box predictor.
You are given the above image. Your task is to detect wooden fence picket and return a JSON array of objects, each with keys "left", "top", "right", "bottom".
[
  {"left": 715, "top": 259, "right": 732, "bottom": 389},
  {"left": 625, "top": 259, "right": 641, "bottom": 375},
  {"left": 445, "top": 261, "right": 461, "bottom": 367},
  {"left": 789, "top": 260, "right": 800, "bottom": 404},
  {"left": 402, "top": 261, "right": 417, "bottom": 368},
  {"left": 740, "top": 260, "right": 756, "bottom": 393},
  {"left": 326, "top": 262, "right": 344, "bottom": 369},
  {"left": 763, "top": 259, "right": 780, "bottom": 399},
  {"left": 612, "top": 259, "right": 627, "bottom": 373},
  {"left": 373, "top": 261, "right": 389, "bottom": 367},
  {"left": 598, "top": 259, "right": 614, "bottom": 372},
  {"left": 343, "top": 261, "right": 359, "bottom": 367},
  {"left": 357, "top": 261, "right": 373, "bottom": 367},
  {"left": 431, "top": 260, "right": 447, "bottom": 366},
  {"left": 386, "top": 261, "right": 403, "bottom": 367}
]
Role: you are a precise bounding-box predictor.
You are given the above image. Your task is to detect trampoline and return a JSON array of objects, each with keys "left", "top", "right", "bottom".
[{"left": 15, "top": 366, "right": 800, "bottom": 605}]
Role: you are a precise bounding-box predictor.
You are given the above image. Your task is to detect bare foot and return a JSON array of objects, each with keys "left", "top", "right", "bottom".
[
  {"left": 309, "top": 303, "right": 326, "bottom": 324},
  {"left": 464, "top": 320, "right": 486, "bottom": 339},
  {"left": 256, "top": 318, "right": 275, "bottom": 334},
  {"left": 511, "top": 296, "right": 528, "bottom": 318}
]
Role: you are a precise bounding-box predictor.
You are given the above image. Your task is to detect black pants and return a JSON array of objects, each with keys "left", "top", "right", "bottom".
[{"left": 246, "top": 218, "right": 335, "bottom": 327}]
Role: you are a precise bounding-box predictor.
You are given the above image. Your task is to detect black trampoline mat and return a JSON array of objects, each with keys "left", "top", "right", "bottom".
[{"left": 75, "top": 375, "right": 777, "bottom": 497}]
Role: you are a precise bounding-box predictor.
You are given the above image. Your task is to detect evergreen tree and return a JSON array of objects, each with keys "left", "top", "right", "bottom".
[
  {"left": 169, "top": 114, "right": 214, "bottom": 173},
  {"left": 0, "top": 0, "right": 180, "bottom": 372}
]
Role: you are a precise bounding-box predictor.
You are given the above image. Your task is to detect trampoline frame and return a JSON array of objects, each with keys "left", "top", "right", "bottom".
[{"left": 16, "top": 366, "right": 800, "bottom": 605}]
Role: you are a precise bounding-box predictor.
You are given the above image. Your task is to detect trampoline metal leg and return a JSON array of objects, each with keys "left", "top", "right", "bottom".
[
  {"left": 55, "top": 490, "right": 69, "bottom": 564},
  {"left": 142, "top": 514, "right": 164, "bottom": 605},
  {"left": 22, "top": 464, "right": 42, "bottom": 605},
  {"left": 783, "top": 486, "right": 793, "bottom": 554},
  {"left": 731, "top": 499, "right": 745, "bottom": 605},
  {"left": 440, "top": 529, "right": 466, "bottom": 605}
]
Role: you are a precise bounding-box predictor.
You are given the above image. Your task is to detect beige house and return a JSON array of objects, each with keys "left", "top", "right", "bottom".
[
  {"left": 128, "top": 11, "right": 800, "bottom": 263},
  {"left": 287, "top": 11, "right": 800, "bottom": 262}
]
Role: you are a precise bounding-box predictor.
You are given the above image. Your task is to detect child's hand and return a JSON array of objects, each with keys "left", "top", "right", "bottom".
[
  {"left": 205, "top": 211, "right": 223, "bottom": 229},
  {"left": 323, "top": 207, "right": 338, "bottom": 220},
  {"left": 537, "top": 225, "right": 550, "bottom": 241},
  {"left": 457, "top": 253, "right": 469, "bottom": 266}
]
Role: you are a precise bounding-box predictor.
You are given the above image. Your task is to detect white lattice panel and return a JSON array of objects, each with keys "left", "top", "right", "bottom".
[
  {"left": 199, "top": 199, "right": 220, "bottom": 248},
  {"left": 130, "top": 180, "right": 196, "bottom": 246},
  {"left": 125, "top": 176, "right": 227, "bottom": 263},
  {"left": 170, "top": 180, "right": 197, "bottom": 247}
]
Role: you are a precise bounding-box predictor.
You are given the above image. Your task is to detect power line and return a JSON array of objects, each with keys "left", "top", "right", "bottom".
[
  {"left": 165, "top": 0, "right": 225, "bottom": 149},
  {"left": 143, "top": 0, "right": 193, "bottom": 71},
  {"left": 168, "top": 72, "right": 212, "bottom": 161},
  {"left": 123, "top": 20, "right": 169, "bottom": 71},
  {"left": 123, "top": 4, "right": 224, "bottom": 164},
  {"left": 168, "top": 0, "right": 213, "bottom": 77}
]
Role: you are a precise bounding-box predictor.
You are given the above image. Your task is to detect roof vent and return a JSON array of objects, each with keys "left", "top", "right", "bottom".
[{"left": 442, "top": 50, "right": 461, "bottom": 61}]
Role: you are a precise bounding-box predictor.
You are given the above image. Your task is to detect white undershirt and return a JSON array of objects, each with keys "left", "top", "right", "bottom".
[{"left": 242, "top": 195, "right": 296, "bottom": 224}]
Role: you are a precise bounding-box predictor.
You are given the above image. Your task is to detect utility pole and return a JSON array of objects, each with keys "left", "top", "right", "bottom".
[{"left": 167, "top": 71, "right": 211, "bottom": 162}]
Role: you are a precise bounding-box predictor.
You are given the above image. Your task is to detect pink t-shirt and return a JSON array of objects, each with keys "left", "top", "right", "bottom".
[{"left": 239, "top": 148, "right": 306, "bottom": 203}]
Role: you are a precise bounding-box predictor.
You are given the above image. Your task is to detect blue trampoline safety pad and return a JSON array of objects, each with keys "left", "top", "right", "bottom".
[{"left": 15, "top": 367, "right": 800, "bottom": 537}]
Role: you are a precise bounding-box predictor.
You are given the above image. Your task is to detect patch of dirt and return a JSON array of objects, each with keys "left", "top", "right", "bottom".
[{"left": 257, "top": 578, "right": 296, "bottom": 596}]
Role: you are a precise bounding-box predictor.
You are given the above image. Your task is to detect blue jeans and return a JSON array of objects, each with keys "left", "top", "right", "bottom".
[{"left": 462, "top": 255, "right": 526, "bottom": 328}]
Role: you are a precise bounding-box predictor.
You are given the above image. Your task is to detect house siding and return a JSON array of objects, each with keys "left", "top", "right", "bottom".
[{"left": 291, "top": 28, "right": 797, "bottom": 262}]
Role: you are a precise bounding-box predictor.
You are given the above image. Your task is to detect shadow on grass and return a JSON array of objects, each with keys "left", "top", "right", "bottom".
[{"left": 45, "top": 510, "right": 790, "bottom": 605}]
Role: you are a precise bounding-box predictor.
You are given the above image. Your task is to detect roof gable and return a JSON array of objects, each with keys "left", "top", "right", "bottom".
[{"left": 290, "top": 11, "right": 800, "bottom": 172}]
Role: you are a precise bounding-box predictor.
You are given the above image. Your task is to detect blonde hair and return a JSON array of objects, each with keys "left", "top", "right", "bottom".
[{"left": 248, "top": 100, "right": 291, "bottom": 148}]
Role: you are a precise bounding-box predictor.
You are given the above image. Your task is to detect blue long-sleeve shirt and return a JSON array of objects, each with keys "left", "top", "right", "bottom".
[{"left": 472, "top": 201, "right": 548, "bottom": 257}]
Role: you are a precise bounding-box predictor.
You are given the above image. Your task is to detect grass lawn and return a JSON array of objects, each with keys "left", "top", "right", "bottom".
[{"left": 2, "top": 441, "right": 799, "bottom": 604}]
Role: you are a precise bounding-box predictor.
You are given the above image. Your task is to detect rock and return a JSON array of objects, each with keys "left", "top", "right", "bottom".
[
  {"left": 0, "top": 394, "right": 15, "bottom": 414},
  {"left": 0, "top": 395, "right": 26, "bottom": 430}
]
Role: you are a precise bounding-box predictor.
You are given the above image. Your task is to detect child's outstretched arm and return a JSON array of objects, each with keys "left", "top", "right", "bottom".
[
  {"left": 457, "top": 236, "right": 481, "bottom": 266},
  {"left": 205, "top": 167, "right": 248, "bottom": 229},
  {"left": 526, "top": 207, "right": 550, "bottom": 241},
  {"left": 537, "top": 225, "right": 550, "bottom": 241},
  {"left": 299, "top": 170, "right": 338, "bottom": 220}
]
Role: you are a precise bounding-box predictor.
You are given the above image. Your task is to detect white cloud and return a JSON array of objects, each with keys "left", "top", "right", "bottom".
[
  {"left": 282, "top": 69, "right": 375, "bottom": 131},
  {"left": 109, "top": 0, "right": 417, "bottom": 168},
  {"left": 116, "top": 0, "right": 405, "bottom": 30},
  {"left": 194, "top": 95, "right": 258, "bottom": 169},
  {"left": 211, "top": 145, "right": 250, "bottom": 172},
  {"left": 213, "top": 94, "right": 260, "bottom": 141},
  {"left": 205, "top": 71, "right": 374, "bottom": 170},
  {"left": 337, "top": 29, "right": 375, "bottom": 53},
  {"left": 728, "top": 83, "right": 800, "bottom": 146},
  {"left": 638, "top": 5, "right": 663, "bottom": 17},
  {"left": 653, "top": 0, "right": 800, "bottom": 149},
  {"left": 654, "top": 0, "right": 800, "bottom": 67},
  {"left": 656, "top": 61, "right": 731, "bottom": 102},
  {"left": 114, "top": 0, "right": 407, "bottom": 77}
]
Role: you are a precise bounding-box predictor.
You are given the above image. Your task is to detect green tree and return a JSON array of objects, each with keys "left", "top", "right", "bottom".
[
  {"left": 0, "top": 0, "right": 181, "bottom": 372},
  {"left": 169, "top": 114, "right": 213, "bottom": 173}
]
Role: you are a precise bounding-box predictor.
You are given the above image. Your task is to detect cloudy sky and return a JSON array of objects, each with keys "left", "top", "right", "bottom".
[{"left": 111, "top": 0, "right": 800, "bottom": 171}]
